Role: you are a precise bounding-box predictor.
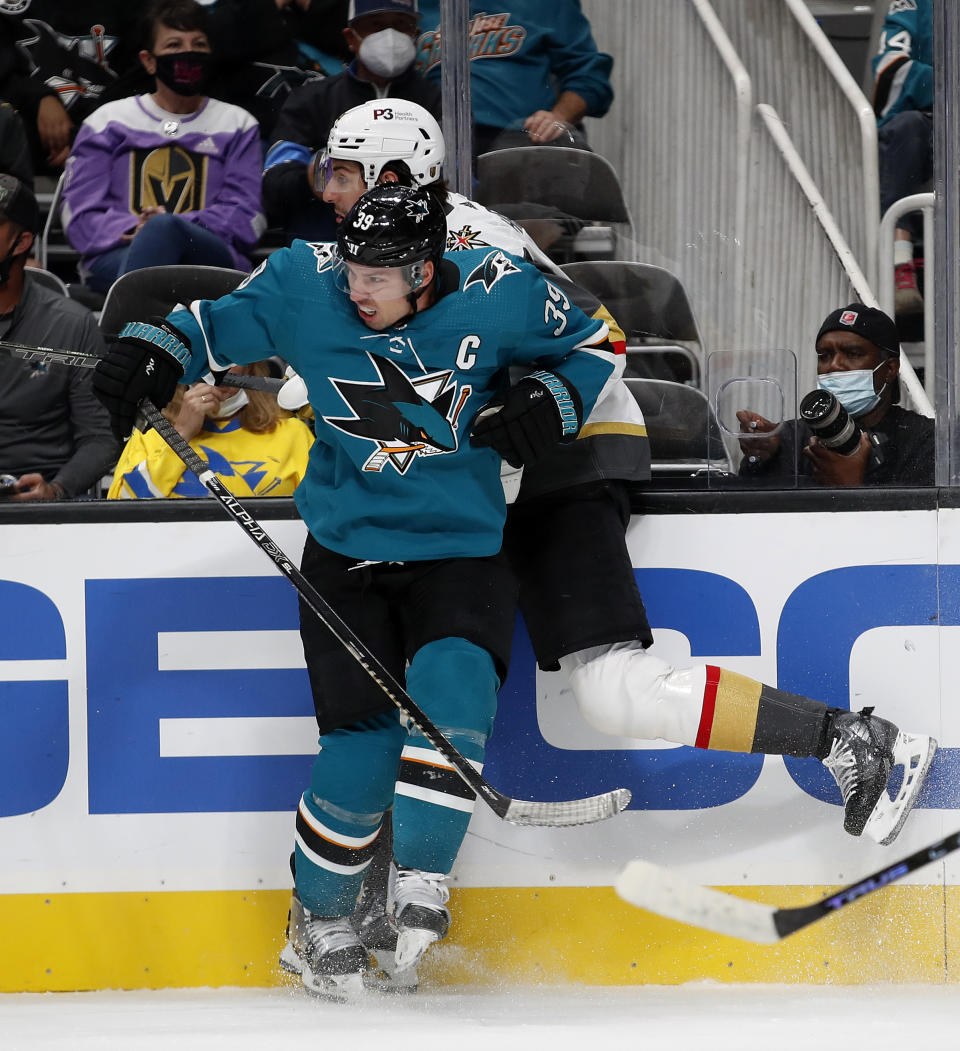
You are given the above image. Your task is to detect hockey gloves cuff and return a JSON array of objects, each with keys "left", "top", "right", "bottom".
[
  {"left": 93, "top": 318, "right": 191, "bottom": 440},
  {"left": 278, "top": 365, "right": 310, "bottom": 411},
  {"left": 470, "top": 369, "right": 582, "bottom": 468}
]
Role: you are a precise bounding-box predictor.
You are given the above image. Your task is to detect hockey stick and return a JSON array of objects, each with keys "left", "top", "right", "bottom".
[
  {"left": 615, "top": 828, "right": 960, "bottom": 943},
  {"left": 139, "top": 400, "right": 630, "bottom": 828},
  {"left": 0, "top": 338, "right": 284, "bottom": 394},
  {"left": 0, "top": 334, "right": 629, "bottom": 825}
]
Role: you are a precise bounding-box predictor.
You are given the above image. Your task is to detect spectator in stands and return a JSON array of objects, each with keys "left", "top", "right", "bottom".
[
  {"left": 736, "top": 304, "right": 933, "bottom": 487},
  {"left": 0, "top": 174, "right": 117, "bottom": 501},
  {"left": 414, "top": 1, "right": 612, "bottom": 156},
  {"left": 0, "top": 2, "right": 147, "bottom": 176},
  {"left": 0, "top": 102, "right": 33, "bottom": 186},
  {"left": 60, "top": 0, "right": 266, "bottom": 296},
  {"left": 108, "top": 364, "right": 313, "bottom": 498},
  {"left": 872, "top": 0, "right": 932, "bottom": 318},
  {"left": 261, "top": 0, "right": 440, "bottom": 244},
  {"left": 201, "top": 0, "right": 350, "bottom": 141}
]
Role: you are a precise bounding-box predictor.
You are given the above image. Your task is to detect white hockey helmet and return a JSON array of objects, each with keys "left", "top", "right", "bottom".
[{"left": 326, "top": 98, "right": 445, "bottom": 190}]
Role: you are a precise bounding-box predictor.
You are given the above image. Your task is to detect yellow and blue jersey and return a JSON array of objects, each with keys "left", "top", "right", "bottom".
[{"left": 108, "top": 414, "right": 314, "bottom": 499}]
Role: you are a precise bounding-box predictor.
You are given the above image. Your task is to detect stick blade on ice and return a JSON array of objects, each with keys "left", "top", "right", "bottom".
[
  {"left": 615, "top": 860, "right": 780, "bottom": 943},
  {"left": 503, "top": 787, "right": 631, "bottom": 827}
]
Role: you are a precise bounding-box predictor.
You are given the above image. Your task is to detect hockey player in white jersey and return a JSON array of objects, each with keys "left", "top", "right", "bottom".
[{"left": 283, "top": 97, "right": 938, "bottom": 988}]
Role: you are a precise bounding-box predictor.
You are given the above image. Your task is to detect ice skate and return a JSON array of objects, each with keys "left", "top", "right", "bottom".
[
  {"left": 279, "top": 890, "right": 369, "bottom": 1000},
  {"left": 391, "top": 865, "right": 451, "bottom": 972},
  {"left": 822, "top": 706, "right": 936, "bottom": 846},
  {"left": 356, "top": 910, "right": 420, "bottom": 993}
]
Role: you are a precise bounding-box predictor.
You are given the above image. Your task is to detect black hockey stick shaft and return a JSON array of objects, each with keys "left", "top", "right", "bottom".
[
  {"left": 771, "top": 828, "right": 960, "bottom": 938},
  {"left": 0, "top": 338, "right": 283, "bottom": 393},
  {"left": 140, "top": 400, "right": 629, "bottom": 828}
]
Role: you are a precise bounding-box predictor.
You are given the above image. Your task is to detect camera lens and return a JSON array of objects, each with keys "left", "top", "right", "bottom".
[{"left": 799, "top": 389, "right": 862, "bottom": 456}]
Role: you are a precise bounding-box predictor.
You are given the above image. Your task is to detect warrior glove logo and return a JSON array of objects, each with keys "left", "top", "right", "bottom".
[
  {"left": 463, "top": 250, "right": 521, "bottom": 293},
  {"left": 325, "top": 353, "right": 472, "bottom": 474}
]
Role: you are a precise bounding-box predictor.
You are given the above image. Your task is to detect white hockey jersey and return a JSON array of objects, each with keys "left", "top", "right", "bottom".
[{"left": 442, "top": 191, "right": 649, "bottom": 502}]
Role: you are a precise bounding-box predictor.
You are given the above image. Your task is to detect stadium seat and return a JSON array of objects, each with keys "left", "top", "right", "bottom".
[
  {"left": 624, "top": 377, "right": 732, "bottom": 477},
  {"left": 560, "top": 260, "right": 704, "bottom": 385},
  {"left": 475, "top": 146, "right": 634, "bottom": 262},
  {"left": 25, "top": 267, "right": 69, "bottom": 296},
  {"left": 98, "top": 264, "right": 247, "bottom": 338}
]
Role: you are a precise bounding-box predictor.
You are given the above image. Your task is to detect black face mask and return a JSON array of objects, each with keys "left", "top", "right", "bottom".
[
  {"left": 0, "top": 234, "right": 23, "bottom": 286},
  {"left": 152, "top": 50, "right": 211, "bottom": 97}
]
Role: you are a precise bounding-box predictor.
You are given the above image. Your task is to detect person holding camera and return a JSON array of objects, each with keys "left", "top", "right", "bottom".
[{"left": 736, "top": 304, "right": 934, "bottom": 487}]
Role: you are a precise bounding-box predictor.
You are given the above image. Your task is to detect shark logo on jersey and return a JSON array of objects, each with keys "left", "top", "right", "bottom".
[
  {"left": 307, "top": 242, "right": 338, "bottom": 273},
  {"left": 463, "top": 250, "right": 521, "bottom": 294},
  {"left": 447, "top": 224, "right": 492, "bottom": 252},
  {"left": 325, "top": 353, "right": 472, "bottom": 473},
  {"left": 15, "top": 19, "right": 120, "bottom": 109}
]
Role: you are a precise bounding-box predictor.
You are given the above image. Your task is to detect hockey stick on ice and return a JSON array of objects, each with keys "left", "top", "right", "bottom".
[
  {"left": 138, "top": 400, "right": 630, "bottom": 828},
  {"left": 0, "top": 338, "right": 284, "bottom": 394},
  {"left": 615, "top": 828, "right": 960, "bottom": 943}
]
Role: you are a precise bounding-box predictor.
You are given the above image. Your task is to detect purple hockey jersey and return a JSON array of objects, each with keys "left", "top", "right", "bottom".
[{"left": 61, "top": 93, "right": 266, "bottom": 271}]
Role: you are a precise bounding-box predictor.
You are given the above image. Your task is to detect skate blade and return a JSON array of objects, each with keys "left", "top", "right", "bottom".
[
  {"left": 864, "top": 733, "right": 937, "bottom": 846},
  {"left": 278, "top": 941, "right": 303, "bottom": 975},
  {"left": 395, "top": 928, "right": 440, "bottom": 971},
  {"left": 302, "top": 969, "right": 366, "bottom": 1002},
  {"left": 364, "top": 948, "right": 419, "bottom": 994}
]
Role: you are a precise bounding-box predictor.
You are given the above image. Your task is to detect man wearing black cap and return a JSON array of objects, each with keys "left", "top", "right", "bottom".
[
  {"left": 0, "top": 173, "right": 117, "bottom": 501},
  {"left": 737, "top": 303, "right": 934, "bottom": 487},
  {"left": 261, "top": 0, "right": 441, "bottom": 244}
]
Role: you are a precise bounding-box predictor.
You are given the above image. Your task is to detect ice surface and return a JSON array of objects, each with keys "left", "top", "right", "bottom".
[{"left": 1, "top": 984, "right": 957, "bottom": 1051}]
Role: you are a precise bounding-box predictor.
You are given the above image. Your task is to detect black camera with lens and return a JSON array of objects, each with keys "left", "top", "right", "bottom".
[{"left": 798, "top": 389, "right": 862, "bottom": 456}]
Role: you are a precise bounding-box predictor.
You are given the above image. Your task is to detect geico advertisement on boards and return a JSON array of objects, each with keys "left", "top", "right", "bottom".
[{"left": 0, "top": 508, "right": 954, "bottom": 896}]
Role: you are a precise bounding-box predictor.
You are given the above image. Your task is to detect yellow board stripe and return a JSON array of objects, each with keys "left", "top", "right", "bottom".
[{"left": 0, "top": 885, "right": 950, "bottom": 991}]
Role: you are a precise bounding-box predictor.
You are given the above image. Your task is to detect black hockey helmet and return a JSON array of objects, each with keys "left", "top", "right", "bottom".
[{"left": 337, "top": 183, "right": 446, "bottom": 273}]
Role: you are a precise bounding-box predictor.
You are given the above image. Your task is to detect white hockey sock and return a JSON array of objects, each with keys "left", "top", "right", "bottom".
[{"left": 559, "top": 641, "right": 707, "bottom": 745}]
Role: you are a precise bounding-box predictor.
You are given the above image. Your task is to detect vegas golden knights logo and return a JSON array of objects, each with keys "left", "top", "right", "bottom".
[{"left": 129, "top": 146, "right": 208, "bottom": 214}]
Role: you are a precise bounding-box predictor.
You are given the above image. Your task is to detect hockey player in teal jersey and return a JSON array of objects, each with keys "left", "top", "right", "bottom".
[{"left": 92, "top": 184, "right": 619, "bottom": 999}]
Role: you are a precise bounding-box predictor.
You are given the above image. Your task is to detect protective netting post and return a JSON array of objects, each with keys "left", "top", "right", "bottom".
[
  {"left": 439, "top": 0, "right": 473, "bottom": 198},
  {"left": 933, "top": 0, "right": 960, "bottom": 485}
]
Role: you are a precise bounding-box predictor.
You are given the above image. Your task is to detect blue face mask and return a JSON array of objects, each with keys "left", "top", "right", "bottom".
[{"left": 817, "top": 363, "right": 886, "bottom": 418}]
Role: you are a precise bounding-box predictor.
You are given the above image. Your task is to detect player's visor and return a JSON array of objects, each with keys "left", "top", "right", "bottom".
[
  {"left": 335, "top": 256, "right": 428, "bottom": 302},
  {"left": 311, "top": 151, "right": 334, "bottom": 192}
]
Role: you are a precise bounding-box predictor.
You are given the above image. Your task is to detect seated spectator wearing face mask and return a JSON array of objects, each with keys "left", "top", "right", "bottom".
[
  {"left": 261, "top": 0, "right": 440, "bottom": 244},
  {"left": 107, "top": 362, "right": 314, "bottom": 498},
  {"left": 736, "top": 304, "right": 934, "bottom": 487},
  {"left": 60, "top": 0, "right": 266, "bottom": 295},
  {"left": 0, "top": 173, "right": 118, "bottom": 502}
]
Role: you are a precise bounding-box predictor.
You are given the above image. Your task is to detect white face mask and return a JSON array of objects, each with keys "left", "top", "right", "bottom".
[
  {"left": 211, "top": 389, "right": 249, "bottom": 418},
  {"left": 358, "top": 27, "right": 416, "bottom": 79}
]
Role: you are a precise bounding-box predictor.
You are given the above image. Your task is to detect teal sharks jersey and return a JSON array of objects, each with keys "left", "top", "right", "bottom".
[{"left": 168, "top": 242, "right": 616, "bottom": 562}]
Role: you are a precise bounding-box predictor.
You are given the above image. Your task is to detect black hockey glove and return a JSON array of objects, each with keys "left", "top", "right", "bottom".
[
  {"left": 93, "top": 318, "right": 191, "bottom": 440},
  {"left": 469, "top": 369, "right": 582, "bottom": 468}
]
